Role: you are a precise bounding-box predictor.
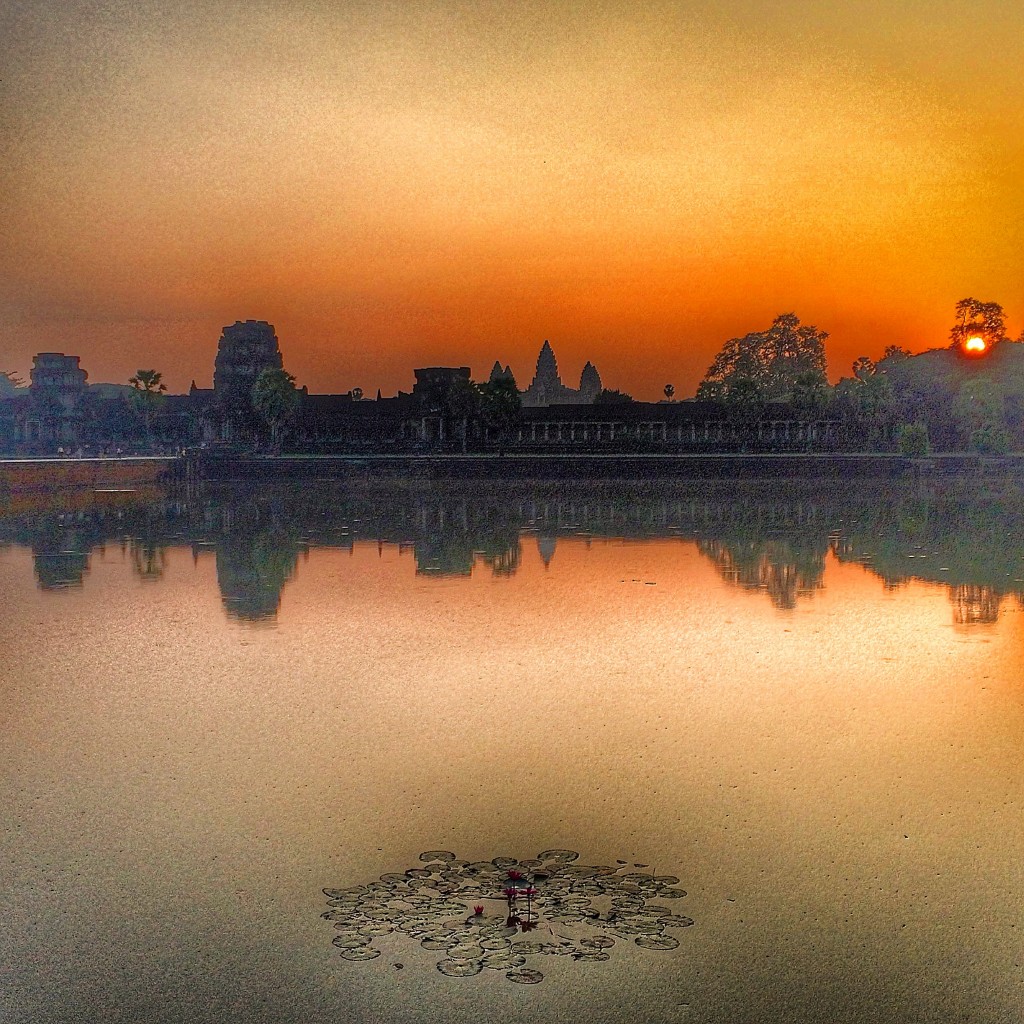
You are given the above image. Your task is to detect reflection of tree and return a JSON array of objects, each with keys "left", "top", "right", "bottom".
[
  {"left": 5, "top": 476, "right": 1024, "bottom": 624},
  {"left": 699, "top": 538, "right": 826, "bottom": 609},
  {"left": 480, "top": 540, "right": 521, "bottom": 577},
  {"left": 951, "top": 585, "right": 1002, "bottom": 625},
  {"left": 833, "top": 477, "right": 1024, "bottom": 624},
  {"left": 415, "top": 536, "right": 474, "bottom": 576},
  {"left": 412, "top": 501, "right": 522, "bottom": 577}
]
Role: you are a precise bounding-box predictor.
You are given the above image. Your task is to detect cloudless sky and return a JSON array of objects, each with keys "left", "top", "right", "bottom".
[{"left": 2, "top": 0, "right": 1022, "bottom": 398}]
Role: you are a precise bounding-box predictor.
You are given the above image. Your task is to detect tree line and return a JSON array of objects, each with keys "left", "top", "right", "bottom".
[{"left": 692, "top": 298, "right": 1023, "bottom": 455}]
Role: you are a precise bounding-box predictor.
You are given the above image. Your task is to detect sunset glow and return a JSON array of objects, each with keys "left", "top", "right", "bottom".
[
  {"left": 964, "top": 336, "right": 988, "bottom": 353},
  {"left": 2, "top": 2, "right": 1023, "bottom": 396}
]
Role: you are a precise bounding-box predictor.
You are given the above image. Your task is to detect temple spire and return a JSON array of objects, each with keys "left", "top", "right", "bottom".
[{"left": 535, "top": 340, "right": 561, "bottom": 386}]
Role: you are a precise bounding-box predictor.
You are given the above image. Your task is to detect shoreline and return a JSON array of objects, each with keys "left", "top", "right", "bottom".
[{"left": 2, "top": 450, "right": 1022, "bottom": 491}]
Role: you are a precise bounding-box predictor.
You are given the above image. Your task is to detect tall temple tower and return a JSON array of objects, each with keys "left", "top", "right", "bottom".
[
  {"left": 213, "top": 321, "right": 284, "bottom": 410},
  {"left": 534, "top": 341, "right": 561, "bottom": 391},
  {"left": 521, "top": 340, "right": 601, "bottom": 407},
  {"left": 579, "top": 361, "right": 602, "bottom": 402}
]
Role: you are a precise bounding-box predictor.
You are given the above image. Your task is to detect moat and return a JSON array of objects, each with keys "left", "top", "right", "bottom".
[{"left": 2, "top": 477, "right": 1023, "bottom": 1023}]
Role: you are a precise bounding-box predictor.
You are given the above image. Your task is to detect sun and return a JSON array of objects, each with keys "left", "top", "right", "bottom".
[{"left": 964, "top": 336, "right": 987, "bottom": 354}]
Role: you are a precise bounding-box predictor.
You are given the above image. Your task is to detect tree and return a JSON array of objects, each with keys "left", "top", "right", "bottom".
[
  {"left": 697, "top": 313, "right": 828, "bottom": 403},
  {"left": 129, "top": 369, "right": 167, "bottom": 447},
  {"left": 663, "top": 384, "right": 675, "bottom": 401},
  {"left": 953, "top": 377, "right": 1009, "bottom": 453},
  {"left": 443, "top": 376, "right": 482, "bottom": 453},
  {"left": 949, "top": 298, "right": 1007, "bottom": 350},
  {"left": 897, "top": 422, "right": 930, "bottom": 458},
  {"left": 791, "top": 369, "right": 832, "bottom": 416},
  {"left": 478, "top": 377, "right": 522, "bottom": 453},
  {"left": 834, "top": 358, "right": 895, "bottom": 448},
  {"left": 721, "top": 375, "right": 765, "bottom": 436},
  {"left": 760, "top": 313, "right": 828, "bottom": 399},
  {"left": 969, "top": 423, "right": 1011, "bottom": 455},
  {"left": 1, "top": 370, "right": 25, "bottom": 394},
  {"left": 251, "top": 368, "right": 299, "bottom": 448},
  {"left": 350, "top": 387, "right": 364, "bottom": 401},
  {"left": 882, "top": 345, "right": 911, "bottom": 361},
  {"left": 852, "top": 356, "right": 876, "bottom": 381},
  {"left": 594, "top": 388, "right": 635, "bottom": 404},
  {"left": 696, "top": 332, "right": 762, "bottom": 401}
]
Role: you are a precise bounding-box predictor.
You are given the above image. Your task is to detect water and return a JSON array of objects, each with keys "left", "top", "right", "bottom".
[{"left": 2, "top": 477, "right": 1023, "bottom": 1022}]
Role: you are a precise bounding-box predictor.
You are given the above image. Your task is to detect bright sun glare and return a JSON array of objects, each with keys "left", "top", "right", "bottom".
[{"left": 965, "top": 336, "right": 987, "bottom": 353}]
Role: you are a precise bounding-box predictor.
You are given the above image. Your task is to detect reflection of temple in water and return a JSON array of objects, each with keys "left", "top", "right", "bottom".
[
  {"left": 210, "top": 527, "right": 303, "bottom": 622},
  {"left": 131, "top": 540, "right": 166, "bottom": 582},
  {"left": 33, "top": 545, "right": 90, "bottom": 590},
  {"left": 5, "top": 476, "right": 1024, "bottom": 624},
  {"left": 951, "top": 584, "right": 1002, "bottom": 625},
  {"left": 698, "top": 539, "right": 826, "bottom": 610},
  {"left": 538, "top": 535, "right": 557, "bottom": 568},
  {"left": 213, "top": 539, "right": 302, "bottom": 621},
  {"left": 29, "top": 516, "right": 95, "bottom": 589}
]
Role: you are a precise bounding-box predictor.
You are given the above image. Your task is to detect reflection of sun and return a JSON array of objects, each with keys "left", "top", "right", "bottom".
[{"left": 964, "top": 336, "right": 987, "bottom": 353}]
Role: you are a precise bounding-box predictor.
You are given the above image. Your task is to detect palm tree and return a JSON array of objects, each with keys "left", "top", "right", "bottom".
[
  {"left": 128, "top": 369, "right": 167, "bottom": 448},
  {"left": 251, "top": 368, "right": 300, "bottom": 449}
]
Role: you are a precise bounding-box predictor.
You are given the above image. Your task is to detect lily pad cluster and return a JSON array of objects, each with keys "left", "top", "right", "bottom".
[{"left": 322, "top": 849, "right": 692, "bottom": 984}]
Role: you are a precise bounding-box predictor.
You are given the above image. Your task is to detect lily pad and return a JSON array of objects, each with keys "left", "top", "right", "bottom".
[
  {"left": 339, "top": 946, "right": 381, "bottom": 961},
  {"left": 635, "top": 935, "right": 679, "bottom": 950},
  {"left": 506, "top": 968, "right": 544, "bottom": 984},
  {"left": 437, "top": 959, "right": 483, "bottom": 977}
]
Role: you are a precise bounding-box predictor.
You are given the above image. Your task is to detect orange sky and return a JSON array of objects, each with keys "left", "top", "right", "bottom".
[{"left": 2, "top": 0, "right": 1023, "bottom": 398}]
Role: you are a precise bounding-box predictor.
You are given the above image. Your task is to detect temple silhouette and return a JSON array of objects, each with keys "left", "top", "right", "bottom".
[
  {"left": 518, "top": 341, "right": 602, "bottom": 407},
  {"left": 4, "top": 318, "right": 980, "bottom": 455}
]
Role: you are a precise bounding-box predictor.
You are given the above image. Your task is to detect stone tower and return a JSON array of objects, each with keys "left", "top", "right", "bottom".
[
  {"left": 213, "top": 321, "right": 283, "bottom": 409},
  {"left": 535, "top": 340, "right": 562, "bottom": 390},
  {"left": 579, "top": 361, "right": 602, "bottom": 402},
  {"left": 488, "top": 361, "right": 516, "bottom": 385},
  {"left": 521, "top": 340, "right": 601, "bottom": 407},
  {"left": 30, "top": 354, "right": 88, "bottom": 413}
]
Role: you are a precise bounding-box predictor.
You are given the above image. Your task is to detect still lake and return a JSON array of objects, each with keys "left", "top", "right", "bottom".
[{"left": 2, "top": 475, "right": 1023, "bottom": 1023}]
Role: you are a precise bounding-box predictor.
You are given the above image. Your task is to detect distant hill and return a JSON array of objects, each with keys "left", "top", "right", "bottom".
[
  {"left": 880, "top": 340, "right": 1024, "bottom": 448},
  {"left": 881, "top": 340, "right": 1024, "bottom": 398}
]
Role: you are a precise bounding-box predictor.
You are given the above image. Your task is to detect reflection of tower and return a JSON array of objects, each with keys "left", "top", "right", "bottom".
[
  {"left": 215, "top": 532, "right": 301, "bottom": 621},
  {"left": 951, "top": 584, "right": 1001, "bottom": 624},
  {"left": 537, "top": 535, "right": 557, "bottom": 568}
]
